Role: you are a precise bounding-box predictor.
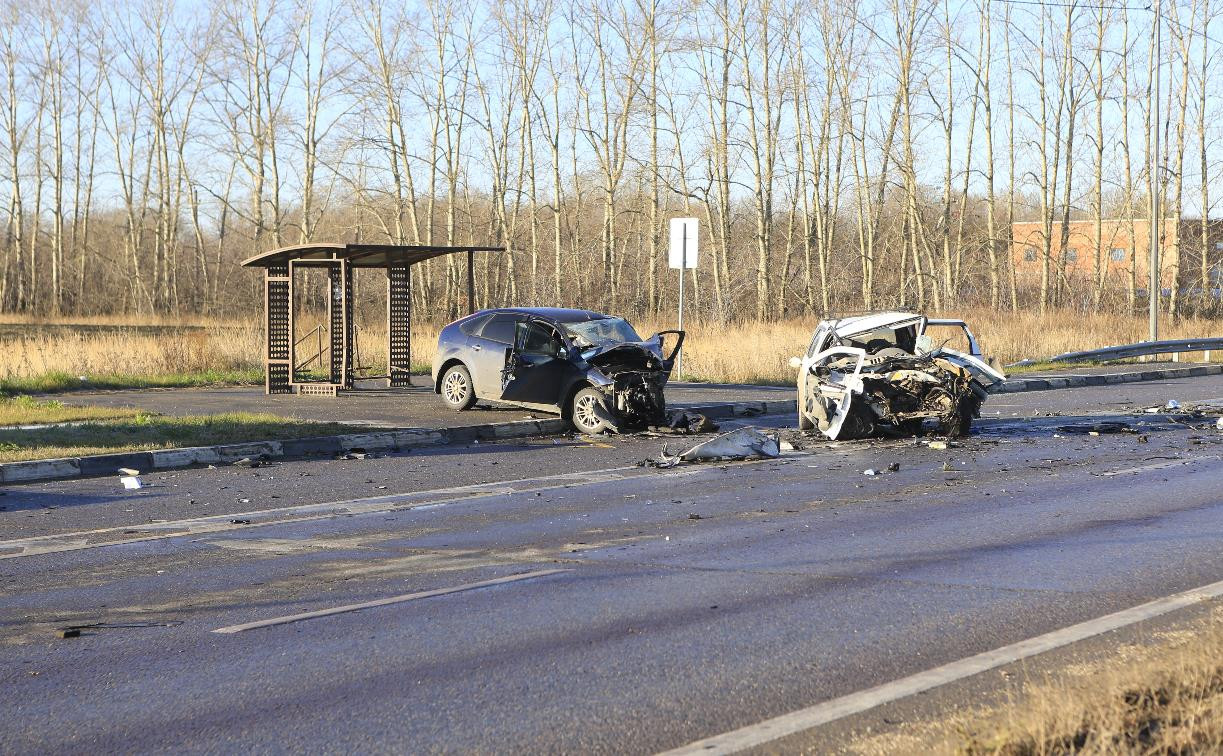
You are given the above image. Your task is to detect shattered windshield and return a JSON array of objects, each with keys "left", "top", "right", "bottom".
[{"left": 563, "top": 317, "right": 642, "bottom": 349}]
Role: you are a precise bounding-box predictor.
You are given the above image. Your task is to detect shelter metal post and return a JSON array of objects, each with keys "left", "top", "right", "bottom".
[
  {"left": 387, "top": 264, "right": 411, "bottom": 386},
  {"left": 467, "top": 250, "right": 475, "bottom": 313}
]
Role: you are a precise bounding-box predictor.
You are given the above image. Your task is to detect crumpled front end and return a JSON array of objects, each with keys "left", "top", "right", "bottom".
[
  {"left": 586, "top": 343, "right": 672, "bottom": 430},
  {"left": 803, "top": 350, "right": 995, "bottom": 440}
]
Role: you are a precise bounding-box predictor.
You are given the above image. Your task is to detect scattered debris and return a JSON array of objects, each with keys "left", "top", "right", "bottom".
[
  {"left": 646, "top": 427, "right": 781, "bottom": 468},
  {"left": 649, "top": 410, "right": 719, "bottom": 435},
  {"left": 1217, "top": 418, "right": 1223, "bottom": 431},
  {"left": 120, "top": 476, "right": 142, "bottom": 490},
  {"left": 688, "top": 513, "right": 704, "bottom": 520},
  {"left": 229, "top": 518, "right": 252, "bottom": 525},
  {"left": 117, "top": 467, "right": 140, "bottom": 476},
  {"left": 1165, "top": 399, "right": 1181, "bottom": 410},
  {"left": 336, "top": 449, "right": 371, "bottom": 460},
  {"left": 863, "top": 469, "right": 880, "bottom": 476},
  {"left": 887, "top": 462, "right": 901, "bottom": 472},
  {"left": 57, "top": 628, "right": 80, "bottom": 639},
  {"left": 941, "top": 461, "right": 955, "bottom": 471},
  {"left": 928, "top": 440, "right": 949, "bottom": 450}
]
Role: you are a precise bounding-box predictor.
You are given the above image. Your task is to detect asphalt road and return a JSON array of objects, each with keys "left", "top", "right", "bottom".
[{"left": 2, "top": 375, "right": 1221, "bottom": 754}]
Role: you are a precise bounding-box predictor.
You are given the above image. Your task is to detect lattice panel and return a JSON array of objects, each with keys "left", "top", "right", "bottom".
[
  {"left": 388, "top": 265, "right": 411, "bottom": 387},
  {"left": 329, "top": 265, "right": 345, "bottom": 385},
  {"left": 267, "top": 279, "right": 290, "bottom": 360},
  {"left": 267, "top": 363, "right": 292, "bottom": 394},
  {"left": 343, "top": 264, "right": 354, "bottom": 388}
]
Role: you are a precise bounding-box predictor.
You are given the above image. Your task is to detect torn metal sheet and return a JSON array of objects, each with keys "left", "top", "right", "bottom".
[
  {"left": 649, "top": 427, "right": 781, "bottom": 468},
  {"left": 793, "top": 312, "right": 1005, "bottom": 441}
]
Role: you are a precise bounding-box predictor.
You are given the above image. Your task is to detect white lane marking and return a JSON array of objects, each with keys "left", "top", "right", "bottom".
[
  {"left": 213, "top": 568, "right": 568, "bottom": 634},
  {"left": 659, "top": 578, "right": 1223, "bottom": 755},
  {"left": 0, "top": 454, "right": 798, "bottom": 561}
]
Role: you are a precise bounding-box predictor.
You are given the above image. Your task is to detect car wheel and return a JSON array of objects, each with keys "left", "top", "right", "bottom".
[
  {"left": 571, "top": 387, "right": 613, "bottom": 434},
  {"left": 440, "top": 365, "right": 477, "bottom": 411},
  {"left": 797, "top": 397, "right": 814, "bottom": 430}
]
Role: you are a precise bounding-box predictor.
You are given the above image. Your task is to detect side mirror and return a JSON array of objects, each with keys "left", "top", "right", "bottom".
[{"left": 788, "top": 356, "right": 802, "bottom": 369}]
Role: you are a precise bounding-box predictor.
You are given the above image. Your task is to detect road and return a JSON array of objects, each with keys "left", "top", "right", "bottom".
[{"left": 1, "top": 375, "right": 1221, "bottom": 753}]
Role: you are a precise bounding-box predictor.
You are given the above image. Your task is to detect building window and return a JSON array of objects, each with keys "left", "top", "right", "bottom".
[
  {"left": 1063, "top": 248, "right": 1078, "bottom": 263},
  {"left": 1110, "top": 248, "right": 1126, "bottom": 262},
  {"left": 1023, "top": 247, "right": 1037, "bottom": 262}
]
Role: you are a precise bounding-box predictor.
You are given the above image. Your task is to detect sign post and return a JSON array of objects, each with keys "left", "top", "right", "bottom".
[{"left": 668, "top": 218, "right": 698, "bottom": 377}]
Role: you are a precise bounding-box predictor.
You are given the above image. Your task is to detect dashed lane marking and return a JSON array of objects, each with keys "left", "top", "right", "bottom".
[{"left": 212, "top": 568, "right": 569, "bottom": 634}]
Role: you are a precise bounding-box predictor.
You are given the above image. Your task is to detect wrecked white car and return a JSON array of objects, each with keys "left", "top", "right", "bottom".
[{"left": 790, "top": 313, "right": 1005, "bottom": 440}]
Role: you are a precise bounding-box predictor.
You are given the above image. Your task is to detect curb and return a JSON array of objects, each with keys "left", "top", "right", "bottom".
[
  {"left": 989, "top": 363, "right": 1223, "bottom": 394},
  {"left": 0, "top": 399, "right": 794, "bottom": 485}
]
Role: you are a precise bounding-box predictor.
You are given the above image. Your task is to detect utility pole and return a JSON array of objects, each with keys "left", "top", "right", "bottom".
[{"left": 1149, "top": 0, "right": 1161, "bottom": 341}]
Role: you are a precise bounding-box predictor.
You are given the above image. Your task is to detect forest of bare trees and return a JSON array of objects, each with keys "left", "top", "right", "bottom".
[{"left": 1, "top": 0, "right": 1221, "bottom": 322}]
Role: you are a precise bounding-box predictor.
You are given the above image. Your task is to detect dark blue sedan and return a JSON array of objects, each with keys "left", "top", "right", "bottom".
[{"left": 431, "top": 308, "right": 683, "bottom": 434}]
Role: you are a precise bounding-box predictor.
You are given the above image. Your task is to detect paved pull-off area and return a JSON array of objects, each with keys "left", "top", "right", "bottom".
[{"left": 2, "top": 375, "right": 1222, "bottom": 753}]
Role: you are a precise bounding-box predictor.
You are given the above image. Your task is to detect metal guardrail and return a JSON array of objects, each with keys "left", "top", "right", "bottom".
[{"left": 1009, "top": 337, "right": 1223, "bottom": 367}]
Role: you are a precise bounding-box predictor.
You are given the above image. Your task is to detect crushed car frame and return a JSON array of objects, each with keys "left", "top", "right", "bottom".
[{"left": 791, "top": 312, "right": 1005, "bottom": 440}]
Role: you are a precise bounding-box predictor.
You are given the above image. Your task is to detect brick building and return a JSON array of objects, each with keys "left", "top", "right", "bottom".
[{"left": 1011, "top": 218, "right": 1223, "bottom": 291}]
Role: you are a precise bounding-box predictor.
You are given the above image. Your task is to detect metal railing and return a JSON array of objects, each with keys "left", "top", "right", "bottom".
[
  {"left": 294, "top": 325, "right": 329, "bottom": 373},
  {"left": 1009, "top": 337, "right": 1223, "bottom": 367}
]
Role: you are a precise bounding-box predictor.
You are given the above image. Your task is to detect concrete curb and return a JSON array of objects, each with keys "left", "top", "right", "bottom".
[
  {"left": 2, "top": 363, "right": 1216, "bottom": 485},
  {"left": 990, "top": 363, "right": 1223, "bottom": 393},
  {"left": 0, "top": 399, "right": 794, "bottom": 485}
]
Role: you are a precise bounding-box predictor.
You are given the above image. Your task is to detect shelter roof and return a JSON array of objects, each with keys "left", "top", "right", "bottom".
[{"left": 242, "top": 243, "right": 504, "bottom": 269}]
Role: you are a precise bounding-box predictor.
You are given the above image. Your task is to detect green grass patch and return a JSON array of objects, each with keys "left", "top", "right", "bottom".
[
  {"left": 0, "top": 411, "right": 359, "bottom": 463},
  {"left": 0, "top": 368, "right": 264, "bottom": 396},
  {"left": 0, "top": 395, "right": 144, "bottom": 426}
]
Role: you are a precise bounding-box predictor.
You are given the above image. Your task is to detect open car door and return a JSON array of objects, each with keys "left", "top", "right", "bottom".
[{"left": 500, "top": 319, "right": 573, "bottom": 405}]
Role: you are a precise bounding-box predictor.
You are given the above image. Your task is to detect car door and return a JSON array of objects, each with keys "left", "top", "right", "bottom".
[
  {"left": 468, "top": 312, "right": 523, "bottom": 398},
  {"left": 500, "top": 319, "right": 574, "bottom": 407}
]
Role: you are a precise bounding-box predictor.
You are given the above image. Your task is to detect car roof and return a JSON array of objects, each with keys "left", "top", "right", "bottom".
[
  {"left": 476, "top": 307, "right": 613, "bottom": 324},
  {"left": 820, "top": 311, "right": 924, "bottom": 337}
]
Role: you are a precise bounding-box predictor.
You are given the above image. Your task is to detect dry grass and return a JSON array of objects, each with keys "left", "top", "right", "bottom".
[
  {"left": 845, "top": 611, "right": 1223, "bottom": 756},
  {"left": 1, "top": 309, "right": 1218, "bottom": 391}
]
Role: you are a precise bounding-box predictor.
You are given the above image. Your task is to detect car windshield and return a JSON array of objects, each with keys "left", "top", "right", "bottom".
[{"left": 563, "top": 317, "right": 642, "bottom": 349}]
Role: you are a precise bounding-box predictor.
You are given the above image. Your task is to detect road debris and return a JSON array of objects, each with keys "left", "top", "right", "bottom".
[
  {"left": 928, "top": 440, "right": 949, "bottom": 450},
  {"left": 649, "top": 410, "right": 719, "bottom": 435},
  {"left": 229, "top": 518, "right": 252, "bottom": 525},
  {"left": 120, "top": 475, "right": 143, "bottom": 490},
  {"left": 646, "top": 427, "right": 781, "bottom": 468},
  {"left": 57, "top": 628, "right": 80, "bottom": 639},
  {"left": 863, "top": 469, "right": 880, "bottom": 476},
  {"left": 117, "top": 467, "right": 140, "bottom": 476}
]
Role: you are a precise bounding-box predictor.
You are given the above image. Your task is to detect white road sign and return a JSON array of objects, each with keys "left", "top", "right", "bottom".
[{"left": 668, "top": 218, "right": 698, "bottom": 269}]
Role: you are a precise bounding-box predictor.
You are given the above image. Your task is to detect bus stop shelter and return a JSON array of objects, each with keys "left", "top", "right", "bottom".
[{"left": 242, "top": 243, "right": 502, "bottom": 395}]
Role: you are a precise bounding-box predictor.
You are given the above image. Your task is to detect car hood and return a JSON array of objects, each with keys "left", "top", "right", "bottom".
[{"left": 582, "top": 339, "right": 667, "bottom": 370}]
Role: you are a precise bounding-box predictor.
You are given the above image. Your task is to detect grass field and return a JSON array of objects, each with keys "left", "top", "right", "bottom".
[{"left": 0, "top": 309, "right": 1218, "bottom": 393}]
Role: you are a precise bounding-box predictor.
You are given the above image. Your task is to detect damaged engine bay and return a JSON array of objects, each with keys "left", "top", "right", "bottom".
[
  {"left": 795, "top": 313, "right": 1005, "bottom": 441},
  {"left": 584, "top": 344, "right": 671, "bottom": 430}
]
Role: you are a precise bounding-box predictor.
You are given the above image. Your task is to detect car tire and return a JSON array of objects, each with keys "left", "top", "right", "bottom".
[
  {"left": 570, "top": 387, "right": 614, "bottom": 434},
  {"left": 797, "top": 397, "right": 814, "bottom": 430},
  {"left": 440, "top": 365, "right": 477, "bottom": 411}
]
